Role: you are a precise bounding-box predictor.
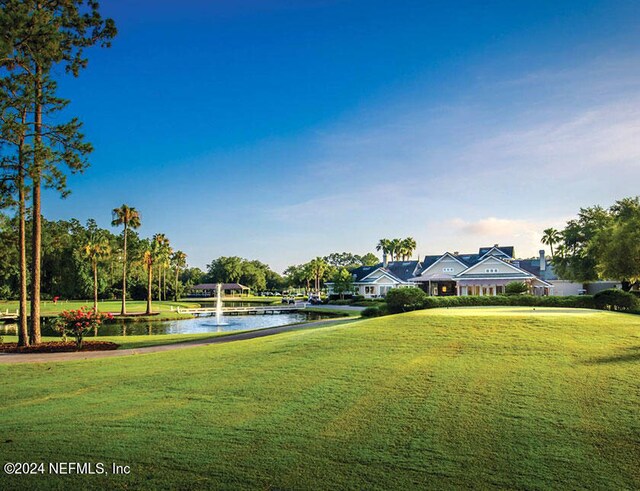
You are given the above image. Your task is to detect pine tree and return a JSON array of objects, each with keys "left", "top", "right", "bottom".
[
  {"left": 0, "top": 1, "right": 116, "bottom": 343},
  {"left": 0, "top": 72, "right": 31, "bottom": 346}
]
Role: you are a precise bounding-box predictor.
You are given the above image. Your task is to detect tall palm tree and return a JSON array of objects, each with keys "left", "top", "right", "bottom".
[
  {"left": 376, "top": 239, "right": 391, "bottom": 262},
  {"left": 300, "top": 263, "right": 314, "bottom": 294},
  {"left": 82, "top": 238, "right": 111, "bottom": 315},
  {"left": 111, "top": 205, "right": 141, "bottom": 315},
  {"left": 389, "top": 238, "right": 402, "bottom": 262},
  {"left": 309, "top": 257, "right": 328, "bottom": 292},
  {"left": 171, "top": 250, "right": 187, "bottom": 301},
  {"left": 141, "top": 241, "right": 156, "bottom": 315},
  {"left": 401, "top": 237, "right": 417, "bottom": 260},
  {"left": 541, "top": 228, "right": 561, "bottom": 258},
  {"left": 152, "top": 233, "right": 171, "bottom": 301}
]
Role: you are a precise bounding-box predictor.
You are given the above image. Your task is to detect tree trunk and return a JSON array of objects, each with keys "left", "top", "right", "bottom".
[
  {"left": 93, "top": 259, "right": 99, "bottom": 313},
  {"left": 17, "top": 108, "right": 29, "bottom": 347},
  {"left": 158, "top": 264, "right": 162, "bottom": 301},
  {"left": 29, "top": 63, "right": 43, "bottom": 345},
  {"left": 175, "top": 268, "right": 179, "bottom": 302},
  {"left": 121, "top": 223, "right": 128, "bottom": 315},
  {"left": 146, "top": 267, "right": 153, "bottom": 315},
  {"left": 163, "top": 267, "right": 167, "bottom": 301}
]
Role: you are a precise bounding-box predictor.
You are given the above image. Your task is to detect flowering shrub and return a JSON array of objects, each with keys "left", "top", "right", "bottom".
[{"left": 54, "top": 307, "right": 113, "bottom": 349}]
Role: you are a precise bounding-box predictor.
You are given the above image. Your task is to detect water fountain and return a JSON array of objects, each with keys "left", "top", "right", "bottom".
[{"left": 215, "top": 283, "right": 224, "bottom": 329}]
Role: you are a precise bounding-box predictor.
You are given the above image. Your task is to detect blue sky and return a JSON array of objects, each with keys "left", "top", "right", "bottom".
[{"left": 45, "top": 0, "right": 640, "bottom": 271}]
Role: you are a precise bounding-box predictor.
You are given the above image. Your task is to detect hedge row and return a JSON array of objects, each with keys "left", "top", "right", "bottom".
[
  {"left": 360, "top": 288, "right": 639, "bottom": 317},
  {"left": 420, "top": 294, "right": 597, "bottom": 310}
]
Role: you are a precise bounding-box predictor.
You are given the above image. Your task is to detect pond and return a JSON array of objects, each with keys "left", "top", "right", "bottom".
[{"left": 0, "top": 311, "right": 335, "bottom": 337}]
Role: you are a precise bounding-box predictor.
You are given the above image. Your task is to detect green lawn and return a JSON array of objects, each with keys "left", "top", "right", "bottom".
[
  {"left": 0, "top": 299, "right": 195, "bottom": 320},
  {"left": 1, "top": 307, "right": 639, "bottom": 489}
]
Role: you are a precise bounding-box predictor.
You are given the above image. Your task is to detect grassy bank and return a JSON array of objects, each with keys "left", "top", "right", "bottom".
[{"left": 1, "top": 307, "right": 639, "bottom": 489}]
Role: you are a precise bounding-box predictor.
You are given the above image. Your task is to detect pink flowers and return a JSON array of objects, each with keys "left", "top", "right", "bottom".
[{"left": 54, "top": 307, "right": 113, "bottom": 349}]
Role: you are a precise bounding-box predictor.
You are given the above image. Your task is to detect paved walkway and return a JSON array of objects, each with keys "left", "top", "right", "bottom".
[{"left": 0, "top": 319, "right": 353, "bottom": 365}]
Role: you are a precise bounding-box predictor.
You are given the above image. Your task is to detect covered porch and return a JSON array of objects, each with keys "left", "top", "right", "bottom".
[
  {"left": 413, "top": 273, "right": 458, "bottom": 296},
  {"left": 457, "top": 278, "right": 553, "bottom": 296}
]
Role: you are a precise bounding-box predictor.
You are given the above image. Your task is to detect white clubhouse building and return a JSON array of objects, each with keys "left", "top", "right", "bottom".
[{"left": 328, "top": 245, "right": 567, "bottom": 299}]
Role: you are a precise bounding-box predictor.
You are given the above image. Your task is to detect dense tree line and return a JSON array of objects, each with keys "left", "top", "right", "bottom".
[
  {"left": 542, "top": 196, "right": 640, "bottom": 291},
  {"left": 203, "top": 251, "right": 380, "bottom": 294},
  {"left": 0, "top": 213, "right": 192, "bottom": 303},
  {"left": 205, "top": 256, "right": 285, "bottom": 292},
  {"left": 282, "top": 251, "right": 379, "bottom": 293}
]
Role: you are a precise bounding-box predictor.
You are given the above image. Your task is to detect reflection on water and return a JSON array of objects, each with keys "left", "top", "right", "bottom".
[{"left": 1, "top": 312, "right": 331, "bottom": 337}]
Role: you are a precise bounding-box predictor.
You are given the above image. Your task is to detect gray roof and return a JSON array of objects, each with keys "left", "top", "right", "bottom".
[
  {"left": 386, "top": 261, "right": 421, "bottom": 281},
  {"left": 420, "top": 255, "right": 442, "bottom": 270},
  {"left": 478, "top": 246, "right": 515, "bottom": 258},
  {"left": 417, "top": 246, "right": 558, "bottom": 283},
  {"left": 421, "top": 246, "right": 514, "bottom": 270},
  {"left": 349, "top": 261, "right": 420, "bottom": 283},
  {"left": 456, "top": 254, "right": 480, "bottom": 267},
  {"left": 350, "top": 265, "right": 380, "bottom": 282},
  {"left": 421, "top": 252, "right": 479, "bottom": 269},
  {"left": 518, "top": 260, "right": 558, "bottom": 281}
]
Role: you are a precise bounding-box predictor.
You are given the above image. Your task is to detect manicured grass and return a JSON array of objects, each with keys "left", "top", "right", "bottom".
[
  {"left": 0, "top": 300, "right": 195, "bottom": 320},
  {"left": 1, "top": 307, "right": 639, "bottom": 489}
]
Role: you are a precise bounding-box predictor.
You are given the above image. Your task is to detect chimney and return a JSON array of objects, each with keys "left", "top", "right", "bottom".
[
  {"left": 383, "top": 253, "right": 388, "bottom": 268},
  {"left": 539, "top": 250, "right": 546, "bottom": 271},
  {"left": 494, "top": 243, "right": 499, "bottom": 248},
  {"left": 453, "top": 251, "right": 459, "bottom": 256}
]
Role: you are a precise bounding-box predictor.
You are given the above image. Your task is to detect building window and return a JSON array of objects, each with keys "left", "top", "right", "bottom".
[
  {"left": 442, "top": 267, "right": 454, "bottom": 273},
  {"left": 484, "top": 268, "right": 499, "bottom": 273}
]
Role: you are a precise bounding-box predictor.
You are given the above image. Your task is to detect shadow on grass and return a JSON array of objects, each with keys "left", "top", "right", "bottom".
[{"left": 586, "top": 346, "right": 640, "bottom": 365}]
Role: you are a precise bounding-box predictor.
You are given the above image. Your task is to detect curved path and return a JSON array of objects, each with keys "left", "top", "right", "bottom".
[{"left": 0, "top": 318, "right": 354, "bottom": 365}]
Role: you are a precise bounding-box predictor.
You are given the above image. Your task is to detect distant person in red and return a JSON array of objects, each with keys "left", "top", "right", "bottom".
[{"left": 53, "top": 296, "right": 60, "bottom": 304}]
